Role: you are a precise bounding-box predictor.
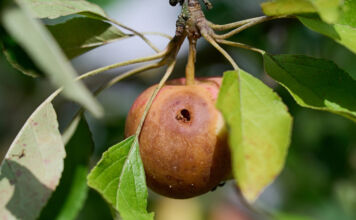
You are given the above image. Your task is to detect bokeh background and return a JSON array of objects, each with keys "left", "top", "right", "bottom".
[{"left": 1, "top": 0, "right": 356, "bottom": 219}]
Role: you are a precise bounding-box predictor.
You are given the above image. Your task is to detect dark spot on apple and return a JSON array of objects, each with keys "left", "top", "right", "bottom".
[{"left": 176, "top": 109, "right": 191, "bottom": 122}]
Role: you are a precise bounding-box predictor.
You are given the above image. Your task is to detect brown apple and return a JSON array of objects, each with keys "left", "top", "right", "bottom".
[{"left": 125, "top": 77, "right": 230, "bottom": 199}]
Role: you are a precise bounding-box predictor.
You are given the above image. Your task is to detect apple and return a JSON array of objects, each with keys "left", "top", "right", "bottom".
[{"left": 125, "top": 77, "right": 230, "bottom": 199}]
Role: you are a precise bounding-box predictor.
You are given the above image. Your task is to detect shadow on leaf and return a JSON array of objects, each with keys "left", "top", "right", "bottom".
[{"left": 0, "top": 159, "right": 52, "bottom": 219}]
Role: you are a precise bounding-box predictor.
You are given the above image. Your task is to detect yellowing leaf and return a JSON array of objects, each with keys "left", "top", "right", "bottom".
[{"left": 217, "top": 70, "right": 292, "bottom": 202}]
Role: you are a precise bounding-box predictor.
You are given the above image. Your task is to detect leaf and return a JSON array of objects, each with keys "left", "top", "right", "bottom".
[
  {"left": 27, "top": 0, "right": 107, "bottom": 20},
  {"left": 88, "top": 136, "right": 154, "bottom": 220},
  {"left": 311, "top": 0, "right": 343, "bottom": 24},
  {"left": 116, "top": 137, "right": 154, "bottom": 220},
  {"left": 0, "top": 92, "right": 66, "bottom": 220},
  {"left": 1, "top": 1, "right": 103, "bottom": 117},
  {"left": 275, "top": 213, "right": 315, "bottom": 220},
  {"left": 335, "top": 0, "right": 356, "bottom": 28},
  {"left": 261, "top": 0, "right": 342, "bottom": 23},
  {"left": 217, "top": 70, "right": 292, "bottom": 202},
  {"left": 39, "top": 117, "right": 93, "bottom": 220},
  {"left": 262, "top": 0, "right": 356, "bottom": 53},
  {"left": 261, "top": 0, "right": 316, "bottom": 16},
  {"left": 264, "top": 54, "right": 356, "bottom": 122},
  {"left": 298, "top": 15, "right": 356, "bottom": 54},
  {"left": 47, "top": 17, "right": 128, "bottom": 59},
  {"left": 216, "top": 71, "right": 243, "bottom": 194},
  {"left": 0, "top": 26, "right": 44, "bottom": 77}
]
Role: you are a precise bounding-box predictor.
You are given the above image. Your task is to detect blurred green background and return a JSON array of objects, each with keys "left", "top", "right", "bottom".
[{"left": 1, "top": 0, "right": 356, "bottom": 219}]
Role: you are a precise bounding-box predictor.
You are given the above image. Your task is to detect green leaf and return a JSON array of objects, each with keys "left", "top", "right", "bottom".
[
  {"left": 217, "top": 70, "right": 292, "bottom": 202},
  {"left": 88, "top": 136, "right": 154, "bottom": 220},
  {"left": 27, "top": 0, "right": 107, "bottom": 20},
  {"left": 336, "top": 0, "right": 356, "bottom": 27},
  {"left": 298, "top": 15, "right": 356, "bottom": 54},
  {"left": 261, "top": 0, "right": 342, "bottom": 23},
  {"left": 0, "top": 26, "right": 44, "bottom": 77},
  {"left": 1, "top": 1, "right": 103, "bottom": 117},
  {"left": 47, "top": 17, "right": 128, "bottom": 59},
  {"left": 264, "top": 54, "right": 356, "bottom": 122},
  {"left": 262, "top": 1, "right": 356, "bottom": 53},
  {"left": 262, "top": 0, "right": 356, "bottom": 26},
  {"left": 275, "top": 213, "right": 315, "bottom": 220},
  {"left": 0, "top": 92, "right": 66, "bottom": 220},
  {"left": 261, "top": 0, "right": 316, "bottom": 16},
  {"left": 39, "top": 117, "right": 93, "bottom": 220},
  {"left": 311, "top": 0, "right": 343, "bottom": 24}
]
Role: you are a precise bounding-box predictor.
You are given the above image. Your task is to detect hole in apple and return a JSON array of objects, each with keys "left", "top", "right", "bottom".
[{"left": 176, "top": 109, "right": 191, "bottom": 122}]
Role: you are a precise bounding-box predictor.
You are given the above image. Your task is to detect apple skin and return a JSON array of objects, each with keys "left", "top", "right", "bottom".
[{"left": 125, "top": 77, "right": 230, "bottom": 199}]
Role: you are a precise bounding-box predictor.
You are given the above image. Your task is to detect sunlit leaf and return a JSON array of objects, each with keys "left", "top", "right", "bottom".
[
  {"left": 264, "top": 54, "right": 356, "bottom": 122},
  {"left": 87, "top": 136, "right": 154, "bottom": 220},
  {"left": 0, "top": 92, "right": 65, "bottom": 219},
  {"left": 1, "top": 1, "right": 103, "bottom": 117},
  {"left": 39, "top": 117, "right": 93, "bottom": 220},
  {"left": 217, "top": 70, "right": 292, "bottom": 202},
  {"left": 47, "top": 17, "right": 128, "bottom": 59}
]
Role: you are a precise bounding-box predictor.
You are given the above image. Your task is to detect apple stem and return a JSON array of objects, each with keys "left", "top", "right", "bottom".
[{"left": 185, "top": 38, "right": 197, "bottom": 85}]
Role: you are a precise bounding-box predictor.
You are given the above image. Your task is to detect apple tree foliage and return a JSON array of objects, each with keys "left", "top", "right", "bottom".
[{"left": 0, "top": 0, "right": 355, "bottom": 219}]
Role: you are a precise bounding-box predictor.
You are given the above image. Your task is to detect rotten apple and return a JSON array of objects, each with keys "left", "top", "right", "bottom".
[{"left": 125, "top": 77, "right": 230, "bottom": 199}]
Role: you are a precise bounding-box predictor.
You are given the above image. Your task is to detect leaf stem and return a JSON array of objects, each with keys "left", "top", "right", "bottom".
[
  {"left": 203, "top": 33, "right": 239, "bottom": 70},
  {"left": 216, "top": 39, "right": 266, "bottom": 55},
  {"left": 135, "top": 60, "right": 177, "bottom": 136},
  {"left": 141, "top": 32, "right": 173, "bottom": 40},
  {"left": 109, "top": 18, "right": 160, "bottom": 53},
  {"left": 208, "top": 16, "right": 268, "bottom": 31},
  {"left": 214, "top": 15, "right": 291, "bottom": 39},
  {"left": 99, "top": 62, "right": 164, "bottom": 94},
  {"left": 77, "top": 50, "right": 167, "bottom": 81}
]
